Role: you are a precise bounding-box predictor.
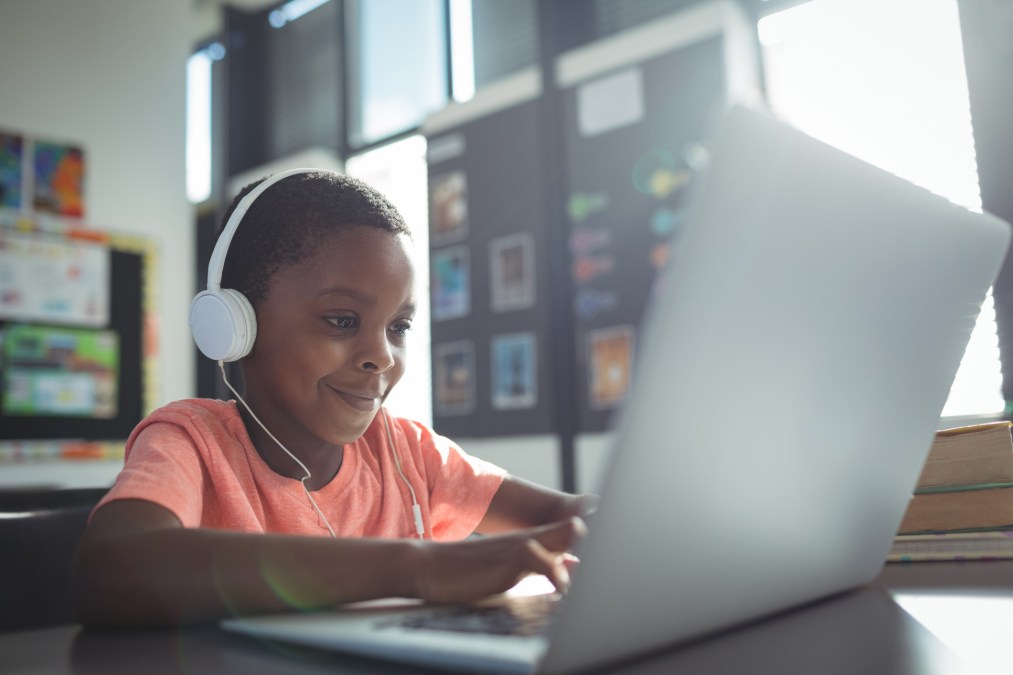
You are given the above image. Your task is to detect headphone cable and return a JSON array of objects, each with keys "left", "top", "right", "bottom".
[
  {"left": 218, "top": 361, "right": 426, "bottom": 540},
  {"left": 382, "top": 408, "right": 426, "bottom": 540},
  {"left": 219, "top": 361, "right": 337, "bottom": 537}
]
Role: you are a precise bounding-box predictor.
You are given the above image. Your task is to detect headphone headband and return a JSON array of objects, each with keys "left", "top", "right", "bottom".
[
  {"left": 190, "top": 167, "right": 320, "bottom": 362},
  {"left": 206, "top": 167, "right": 318, "bottom": 290}
]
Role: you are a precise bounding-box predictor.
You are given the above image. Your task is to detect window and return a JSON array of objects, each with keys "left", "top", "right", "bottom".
[
  {"left": 265, "top": 0, "right": 342, "bottom": 159},
  {"left": 468, "top": 0, "right": 539, "bottom": 92},
  {"left": 185, "top": 42, "right": 225, "bottom": 204},
  {"left": 758, "top": 0, "right": 1003, "bottom": 419},
  {"left": 345, "top": 136, "right": 433, "bottom": 424},
  {"left": 449, "top": 0, "right": 475, "bottom": 102},
  {"left": 345, "top": 0, "right": 448, "bottom": 149}
]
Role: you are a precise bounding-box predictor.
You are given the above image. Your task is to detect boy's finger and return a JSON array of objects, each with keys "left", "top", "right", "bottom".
[
  {"left": 560, "top": 552, "right": 580, "bottom": 572},
  {"left": 523, "top": 539, "right": 572, "bottom": 593},
  {"left": 530, "top": 516, "right": 587, "bottom": 552}
]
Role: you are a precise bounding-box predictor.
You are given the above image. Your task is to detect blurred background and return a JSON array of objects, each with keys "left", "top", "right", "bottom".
[{"left": 1, "top": 0, "right": 1010, "bottom": 494}]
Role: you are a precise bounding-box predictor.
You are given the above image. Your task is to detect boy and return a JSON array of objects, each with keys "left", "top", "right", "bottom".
[{"left": 73, "top": 171, "right": 595, "bottom": 628}]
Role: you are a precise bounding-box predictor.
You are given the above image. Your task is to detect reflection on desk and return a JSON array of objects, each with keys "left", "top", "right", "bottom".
[
  {"left": 879, "top": 558, "right": 1013, "bottom": 675},
  {"left": 894, "top": 593, "right": 1012, "bottom": 675},
  {"left": 2, "top": 586, "right": 971, "bottom": 675}
]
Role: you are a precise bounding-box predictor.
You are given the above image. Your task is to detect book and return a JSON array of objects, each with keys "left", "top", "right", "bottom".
[
  {"left": 915, "top": 421, "right": 1013, "bottom": 488},
  {"left": 889, "top": 422, "right": 1013, "bottom": 561},
  {"left": 897, "top": 482, "right": 1013, "bottom": 534},
  {"left": 888, "top": 528, "right": 1013, "bottom": 562}
]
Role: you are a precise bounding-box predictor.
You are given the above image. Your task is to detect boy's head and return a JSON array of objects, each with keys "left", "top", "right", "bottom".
[
  {"left": 212, "top": 170, "right": 418, "bottom": 447},
  {"left": 219, "top": 171, "right": 411, "bottom": 307}
]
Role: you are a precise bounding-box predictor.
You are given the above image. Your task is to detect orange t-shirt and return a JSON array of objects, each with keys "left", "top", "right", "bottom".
[{"left": 95, "top": 399, "right": 506, "bottom": 541}]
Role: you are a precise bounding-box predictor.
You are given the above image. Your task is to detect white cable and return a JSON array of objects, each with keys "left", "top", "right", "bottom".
[
  {"left": 218, "top": 361, "right": 337, "bottom": 538},
  {"left": 383, "top": 408, "right": 426, "bottom": 540}
]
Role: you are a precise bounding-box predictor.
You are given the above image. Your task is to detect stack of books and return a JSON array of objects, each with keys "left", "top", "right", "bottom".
[{"left": 889, "top": 421, "right": 1013, "bottom": 562}]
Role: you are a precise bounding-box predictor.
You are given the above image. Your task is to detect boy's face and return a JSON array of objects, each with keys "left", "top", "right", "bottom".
[{"left": 241, "top": 226, "right": 416, "bottom": 448}]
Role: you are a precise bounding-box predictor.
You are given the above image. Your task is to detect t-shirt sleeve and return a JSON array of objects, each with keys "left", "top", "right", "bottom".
[
  {"left": 92, "top": 422, "right": 207, "bottom": 527},
  {"left": 407, "top": 421, "right": 507, "bottom": 540}
]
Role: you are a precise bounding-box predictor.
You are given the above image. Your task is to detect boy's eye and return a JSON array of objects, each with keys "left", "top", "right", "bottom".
[
  {"left": 327, "top": 316, "right": 357, "bottom": 329},
  {"left": 391, "top": 321, "right": 413, "bottom": 337}
]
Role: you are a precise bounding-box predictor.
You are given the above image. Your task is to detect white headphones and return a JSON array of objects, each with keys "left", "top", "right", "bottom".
[{"left": 189, "top": 167, "right": 318, "bottom": 362}]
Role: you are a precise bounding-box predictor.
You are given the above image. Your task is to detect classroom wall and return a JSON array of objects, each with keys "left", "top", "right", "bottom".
[{"left": 0, "top": 1, "right": 193, "bottom": 404}]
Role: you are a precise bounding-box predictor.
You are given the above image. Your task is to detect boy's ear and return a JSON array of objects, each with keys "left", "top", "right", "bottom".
[{"left": 189, "top": 288, "right": 257, "bottom": 362}]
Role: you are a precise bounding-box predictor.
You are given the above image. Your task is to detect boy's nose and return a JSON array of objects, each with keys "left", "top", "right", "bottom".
[{"left": 359, "top": 332, "right": 396, "bottom": 373}]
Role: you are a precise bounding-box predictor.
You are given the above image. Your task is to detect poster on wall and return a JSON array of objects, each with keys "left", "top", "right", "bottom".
[
  {"left": 1, "top": 324, "right": 119, "bottom": 419},
  {"left": 0, "top": 232, "right": 110, "bottom": 326},
  {"left": 587, "top": 325, "right": 635, "bottom": 410},
  {"left": 491, "top": 332, "right": 537, "bottom": 410},
  {"left": 0, "top": 132, "right": 24, "bottom": 210},
  {"left": 489, "top": 233, "right": 536, "bottom": 312},
  {"left": 33, "top": 139, "right": 85, "bottom": 218},
  {"left": 433, "top": 340, "right": 476, "bottom": 416},
  {"left": 431, "top": 245, "right": 470, "bottom": 321},
  {"left": 429, "top": 170, "right": 469, "bottom": 245}
]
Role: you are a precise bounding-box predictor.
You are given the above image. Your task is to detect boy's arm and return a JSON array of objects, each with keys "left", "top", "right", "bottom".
[
  {"left": 73, "top": 498, "right": 583, "bottom": 628},
  {"left": 476, "top": 475, "right": 599, "bottom": 534}
]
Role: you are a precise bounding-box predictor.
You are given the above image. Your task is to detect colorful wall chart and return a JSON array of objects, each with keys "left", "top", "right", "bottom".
[
  {"left": 2, "top": 324, "right": 119, "bottom": 419},
  {"left": 0, "top": 231, "right": 110, "bottom": 327}
]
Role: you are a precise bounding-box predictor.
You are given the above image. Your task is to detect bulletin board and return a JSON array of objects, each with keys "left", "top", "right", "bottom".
[
  {"left": 0, "top": 129, "right": 157, "bottom": 455},
  {"left": 424, "top": 2, "right": 755, "bottom": 440},
  {"left": 426, "top": 90, "right": 559, "bottom": 438},
  {"left": 0, "top": 219, "right": 155, "bottom": 445},
  {"left": 559, "top": 36, "right": 728, "bottom": 432}
]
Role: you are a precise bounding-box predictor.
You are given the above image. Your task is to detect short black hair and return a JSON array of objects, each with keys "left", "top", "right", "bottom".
[{"left": 218, "top": 171, "right": 411, "bottom": 306}]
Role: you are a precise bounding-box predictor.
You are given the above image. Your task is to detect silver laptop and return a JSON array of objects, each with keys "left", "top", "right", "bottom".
[{"left": 220, "top": 104, "right": 1011, "bottom": 674}]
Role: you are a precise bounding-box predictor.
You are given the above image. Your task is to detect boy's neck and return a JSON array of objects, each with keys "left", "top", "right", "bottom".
[{"left": 237, "top": 404, "right": 344, "bottom": 490}]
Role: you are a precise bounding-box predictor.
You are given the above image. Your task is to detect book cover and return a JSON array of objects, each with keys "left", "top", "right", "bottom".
[
  {"left": 898, "top": 482, "right": 1013, "bottom": 533},
  {"left": 916, "top": 421, "right": 1013, "bottom": 488}
]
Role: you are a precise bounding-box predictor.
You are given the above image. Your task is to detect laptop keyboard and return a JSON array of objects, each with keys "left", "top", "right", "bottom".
[{"left": 377, "top": 593, "right": 561, "bottom": 638}]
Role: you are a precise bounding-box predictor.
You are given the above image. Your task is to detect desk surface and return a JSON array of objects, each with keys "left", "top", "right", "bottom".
[{"left": 4, "top": 561, "right": 1011, "bottom": 675}]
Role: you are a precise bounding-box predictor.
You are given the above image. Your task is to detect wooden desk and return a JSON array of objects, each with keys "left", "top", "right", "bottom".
[{"left": 4, "top": 561, "right": 1010, "bottom": 675}]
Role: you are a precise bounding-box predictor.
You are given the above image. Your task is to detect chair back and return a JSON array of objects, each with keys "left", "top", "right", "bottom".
[{"left": 0, "top": 487, "right": 108, "bottom": 633}]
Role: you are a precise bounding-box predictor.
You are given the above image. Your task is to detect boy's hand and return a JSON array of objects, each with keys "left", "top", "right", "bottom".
[{"left": 413, "top": 517, "right": 587, "bottom": 604}]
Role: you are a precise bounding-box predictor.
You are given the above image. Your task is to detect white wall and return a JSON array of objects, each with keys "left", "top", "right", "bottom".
[
  {"left": 0, "top": 1, "right": 192, "bottom": 487},
  {"left": 0, "top": 0, "right": 193, "bottom": 405},
  {"left": 455, "top": 435, "right": 562, "bottom": 492}
]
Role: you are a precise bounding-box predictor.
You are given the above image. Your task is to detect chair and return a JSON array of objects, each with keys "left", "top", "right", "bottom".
[{"left": 0, "top": 487, "right": 108, "bottom": 633}]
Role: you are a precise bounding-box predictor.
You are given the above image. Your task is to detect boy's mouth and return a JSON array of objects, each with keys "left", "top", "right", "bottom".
[{"left": 330, "top": 386, "right": 381, "bottom": 413}]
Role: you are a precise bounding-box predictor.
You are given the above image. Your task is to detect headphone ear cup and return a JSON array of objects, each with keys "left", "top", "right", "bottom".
[{"left": 189, "top": 288, "right": 257, "bottom": 362}]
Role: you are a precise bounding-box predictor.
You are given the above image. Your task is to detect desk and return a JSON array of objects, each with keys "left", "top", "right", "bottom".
[
  {"left": 873, "top": 560, "right": 1013, "bottom": 673},
  {"left": 3, "top": 561, "right": 1010, "bottom": 675}
]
